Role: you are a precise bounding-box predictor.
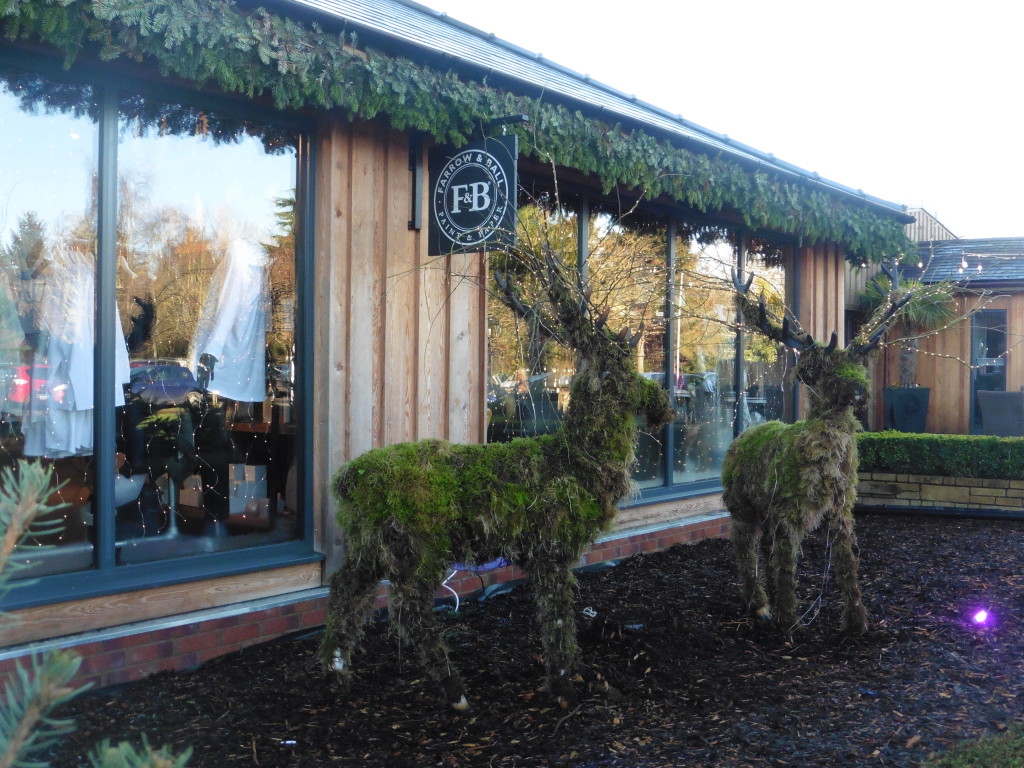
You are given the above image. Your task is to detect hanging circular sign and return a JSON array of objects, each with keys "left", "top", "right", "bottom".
[{"left": 431, "top": 143, "right": 513, "bottom": 249}]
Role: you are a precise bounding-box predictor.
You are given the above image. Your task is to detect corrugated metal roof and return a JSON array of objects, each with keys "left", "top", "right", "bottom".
[
  {"left": 284, "top": 0, "right": 907, "bottom": 218},
  {"left": 918, "top": 238, "right": 1024, "bottom": 284}
]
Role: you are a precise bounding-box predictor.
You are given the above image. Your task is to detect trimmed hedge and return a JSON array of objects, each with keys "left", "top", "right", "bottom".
[{"left": 858, "top": 431, "right": 1024, "bottom": 481}]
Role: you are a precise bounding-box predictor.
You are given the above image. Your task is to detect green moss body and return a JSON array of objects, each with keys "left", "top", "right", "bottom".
[
  {"left": 722, "top": 344, "right": 867, "bottom": 634},
  {"left": 321, "top": 338, "right": 673, "bottom": 709},
  {"left": 335, "top": 435, "right": 604, "bottom": 576},
  {"left": 724, "top": 417, "right": 857, "bottom": 533}
]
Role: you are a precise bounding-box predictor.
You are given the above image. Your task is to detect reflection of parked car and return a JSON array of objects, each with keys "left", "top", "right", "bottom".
[
  {"left": 5, "top": 364, "right": 55, "bottom": 406},
  {"left": 267, "top": 362, "right": 293, "bottom": 399},
  {"left": 486, "top": 374, "right": 563, "bottom": 443},
  {"left": 128, "top": 363, "right": 204, "bottom": 408}
]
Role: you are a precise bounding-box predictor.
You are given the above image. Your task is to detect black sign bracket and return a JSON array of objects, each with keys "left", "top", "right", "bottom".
[{"left": 408, "top": 133, "right": 424, "bottom": 231}]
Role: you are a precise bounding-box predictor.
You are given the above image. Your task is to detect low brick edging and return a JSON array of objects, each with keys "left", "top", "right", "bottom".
[
  {"left": 857, "top": 471, "right": 1024, "bottom": 512},
  {"left": 0, "top": 590, "right": 330, "bottom": 692},
  {"left": 0, "top": 512, "right": 730, "bottom": 692}
]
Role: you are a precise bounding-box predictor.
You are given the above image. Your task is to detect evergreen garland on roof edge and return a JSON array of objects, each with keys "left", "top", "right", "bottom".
[{"left": 0, "top": 0, "right": 912, "bottom": 261}]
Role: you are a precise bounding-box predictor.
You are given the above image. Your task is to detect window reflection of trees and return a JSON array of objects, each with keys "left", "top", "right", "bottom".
[
  {"left": 486, "top": 203, "right": 669, "bottom": 483},
  {"left": 0, "top": 64, "right": 302, "bottom": 575},
  {"left": 0, "top": 67, "right": 100, "bottom": 574},
  {"left": 742, "top": 245, "right": 790, "bottom": 431},
  {"left": 113, "top": 102, "right": 299, "bottom": 559},
  {"left": 486, "top": 204, "right": 792, "bottom": 492}
]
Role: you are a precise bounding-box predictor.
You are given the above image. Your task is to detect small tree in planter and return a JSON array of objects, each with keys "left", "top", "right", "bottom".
[{"left": 860, "top": 268, "right": 958, "bottom": 432}]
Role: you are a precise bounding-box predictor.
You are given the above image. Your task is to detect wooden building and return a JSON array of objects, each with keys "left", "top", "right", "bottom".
[
  {"left": 905, "top": 208, "right": 958, "bottom": 244},
  {"left": 872, "top": 238, "right": 1024, "bottom": 435},
  {"left": 0, "top": 0, "right": 912, "bottom": 689}
]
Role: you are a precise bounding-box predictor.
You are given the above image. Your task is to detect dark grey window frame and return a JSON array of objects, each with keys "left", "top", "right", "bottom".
[
  {"left": 0, "top": 50, "right": 320, "bottom": 613},
  {"left": 513, "top": 175, "right": 794, "bottom": 504},
  {"left": 628, "top": 226, "right": 795, "bottom": 504},
  {"left": 969, "top": 308, "right": 1009, "bottom": 434}
]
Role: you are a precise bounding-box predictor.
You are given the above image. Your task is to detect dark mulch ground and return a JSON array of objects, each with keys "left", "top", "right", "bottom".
[{"left": 49, "top": 514, "right": 1024, "bottom": 767}]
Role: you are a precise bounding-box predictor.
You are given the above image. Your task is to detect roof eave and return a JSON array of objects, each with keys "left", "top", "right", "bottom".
[{"left": 282, "top": 0, "right": 908, "bottom": 220}]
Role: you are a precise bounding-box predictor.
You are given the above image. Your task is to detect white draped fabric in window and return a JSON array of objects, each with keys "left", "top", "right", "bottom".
[
  {"left": 189, "top": 239, "right": 269, "bottom": 404},
  {"left": 23, "top": 256, "right": 130, "bottom": 458}
]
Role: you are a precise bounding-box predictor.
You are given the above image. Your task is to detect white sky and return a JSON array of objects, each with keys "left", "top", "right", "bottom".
[
  {"left": 0, "top": 96, "right": 292, "bottom": 247},
  {"left": 432, "top": 0, "right": 1023, "bottom": 239}
]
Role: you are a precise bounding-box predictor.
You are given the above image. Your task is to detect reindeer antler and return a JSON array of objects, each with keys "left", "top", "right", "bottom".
[
  {"left": 492, "top": 221, "right": 653, "bottom": 357},
  {"left": 493, "top": 269, "right": 565, "bottom": 345},
  {"left": 848, "top": 259, "right": 915, "bottom": 357},
  {"left": 733, "top": 269, "right": 814, "bottom": 351}
]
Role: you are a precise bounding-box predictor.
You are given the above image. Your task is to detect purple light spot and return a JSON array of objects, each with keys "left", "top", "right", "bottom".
[{"left": 973, "top": 609, "right": 989, "bottom": 625}]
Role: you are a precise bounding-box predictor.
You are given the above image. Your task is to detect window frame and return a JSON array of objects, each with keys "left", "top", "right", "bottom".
[
  {"left": 635, "top": 226, "right": 793, "bottom": 501},
  {"left": 0, "top": 50, "right": 320, "bottom": 613},
  {"left": 508, "top": 174, "right": 796, "bottom": 503},
  {"left": 969, "top": 308, "right": 1009, "bottom": 434}
]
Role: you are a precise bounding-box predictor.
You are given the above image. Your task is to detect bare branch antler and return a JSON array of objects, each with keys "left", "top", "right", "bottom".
[
  {"left": 733, "top": 261, "right": 914, "bottom": 358},
  {"left": 848, "top": 260, "right": 915, "bottom": 356},
  {"left": 492, "top": 268, "right": 564, "bottom": 345},
  {"left": 732, "top": 268, "right": 814, "bottom": 351},
  {"left": 494, "top": 231, "right": 646, "bottom": 355}
]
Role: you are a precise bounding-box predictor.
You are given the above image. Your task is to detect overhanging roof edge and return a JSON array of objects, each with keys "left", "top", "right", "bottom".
[{"left": 283, "top": 0, "right": 908, "bottom": 220}]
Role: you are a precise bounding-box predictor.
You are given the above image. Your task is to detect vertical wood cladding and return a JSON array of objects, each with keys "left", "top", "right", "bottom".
[
  {"left": 796, "top": 242, "right": 846, "bottom": 345},
  {"left": 313, "top": 120, "right": 487, "bottom": 567},
  {"left": 868, "top": 291, "right": 1024, "bottom": 435},
  {"left": 791, "top": 243, "right": 846, "bottom": 418}
]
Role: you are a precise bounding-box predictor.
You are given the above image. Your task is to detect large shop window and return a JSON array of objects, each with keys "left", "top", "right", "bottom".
[
  {"left": 485, "top": 203, "right": 790, "bottom": 498},
  {"left": 0, "top": 60, "right": 311, "bottom": 593}
]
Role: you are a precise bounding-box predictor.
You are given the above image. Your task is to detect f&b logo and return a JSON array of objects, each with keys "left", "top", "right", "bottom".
[{"left": 429, "top": 136, "right": 517, "bottom": 255}]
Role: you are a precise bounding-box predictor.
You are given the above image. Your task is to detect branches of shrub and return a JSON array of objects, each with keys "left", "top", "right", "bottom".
[{"left": 0, "top": 461, "right": 191, "bottom": 768}]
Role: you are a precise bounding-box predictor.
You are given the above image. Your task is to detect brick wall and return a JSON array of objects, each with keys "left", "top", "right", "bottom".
[
  {"left": 857, "top": 472, "right": 1024, "bottom": 512},
  {"left": 0, "top": 592, "right": 330, "bottom": 691},
  {"left": 0, "top": 512, "right": 730, "bottom": 692}
]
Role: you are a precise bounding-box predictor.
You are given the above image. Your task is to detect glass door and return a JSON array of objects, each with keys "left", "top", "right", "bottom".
[{"left": 970, "top": 309, "right": 1007, "bottom": 433}]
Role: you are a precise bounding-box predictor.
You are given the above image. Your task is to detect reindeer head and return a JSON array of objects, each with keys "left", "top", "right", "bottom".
[
  {"left": 733, "top": 263, "right": 912, "bottom": 420},
  {"left": 571, "top": 323, "right": 676, "bottom": 435},
  {"left": 791, "top": 339, "right": 871, "bottom": 417},
  {"left": 493, "top": 242, "right": 673, "bottom": 435}
]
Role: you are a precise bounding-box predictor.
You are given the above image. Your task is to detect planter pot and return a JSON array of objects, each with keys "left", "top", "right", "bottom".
[{"left": 883, "top": 387, "right": 930, "bottom": 432}]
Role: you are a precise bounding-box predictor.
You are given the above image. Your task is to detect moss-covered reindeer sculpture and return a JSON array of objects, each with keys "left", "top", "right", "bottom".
[
  {"left": 319, "top": 244, "right": 673, "bottom": 710},
  {"left": 722, "top": 264, "right": 912, "bottom": 634}
]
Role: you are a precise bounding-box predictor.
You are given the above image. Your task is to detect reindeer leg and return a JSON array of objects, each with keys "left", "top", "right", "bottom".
[
  {"left": 768, "top": 523, "right": 801, "bottom": 633},
  {"left": 391, "top": 570, "right": 468, "bottom": 712},
  {"left": 731, "top": 516, "right": 770, "bottom": 620},
  {"left": 319, "top": 554, "right": 384, "bottom": 687},
  {"left": 831, "top": 511, "right": 868, "bottom": 634},
  {"left": 526, "top": 558, "right": 580, "bottom": 708}
]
